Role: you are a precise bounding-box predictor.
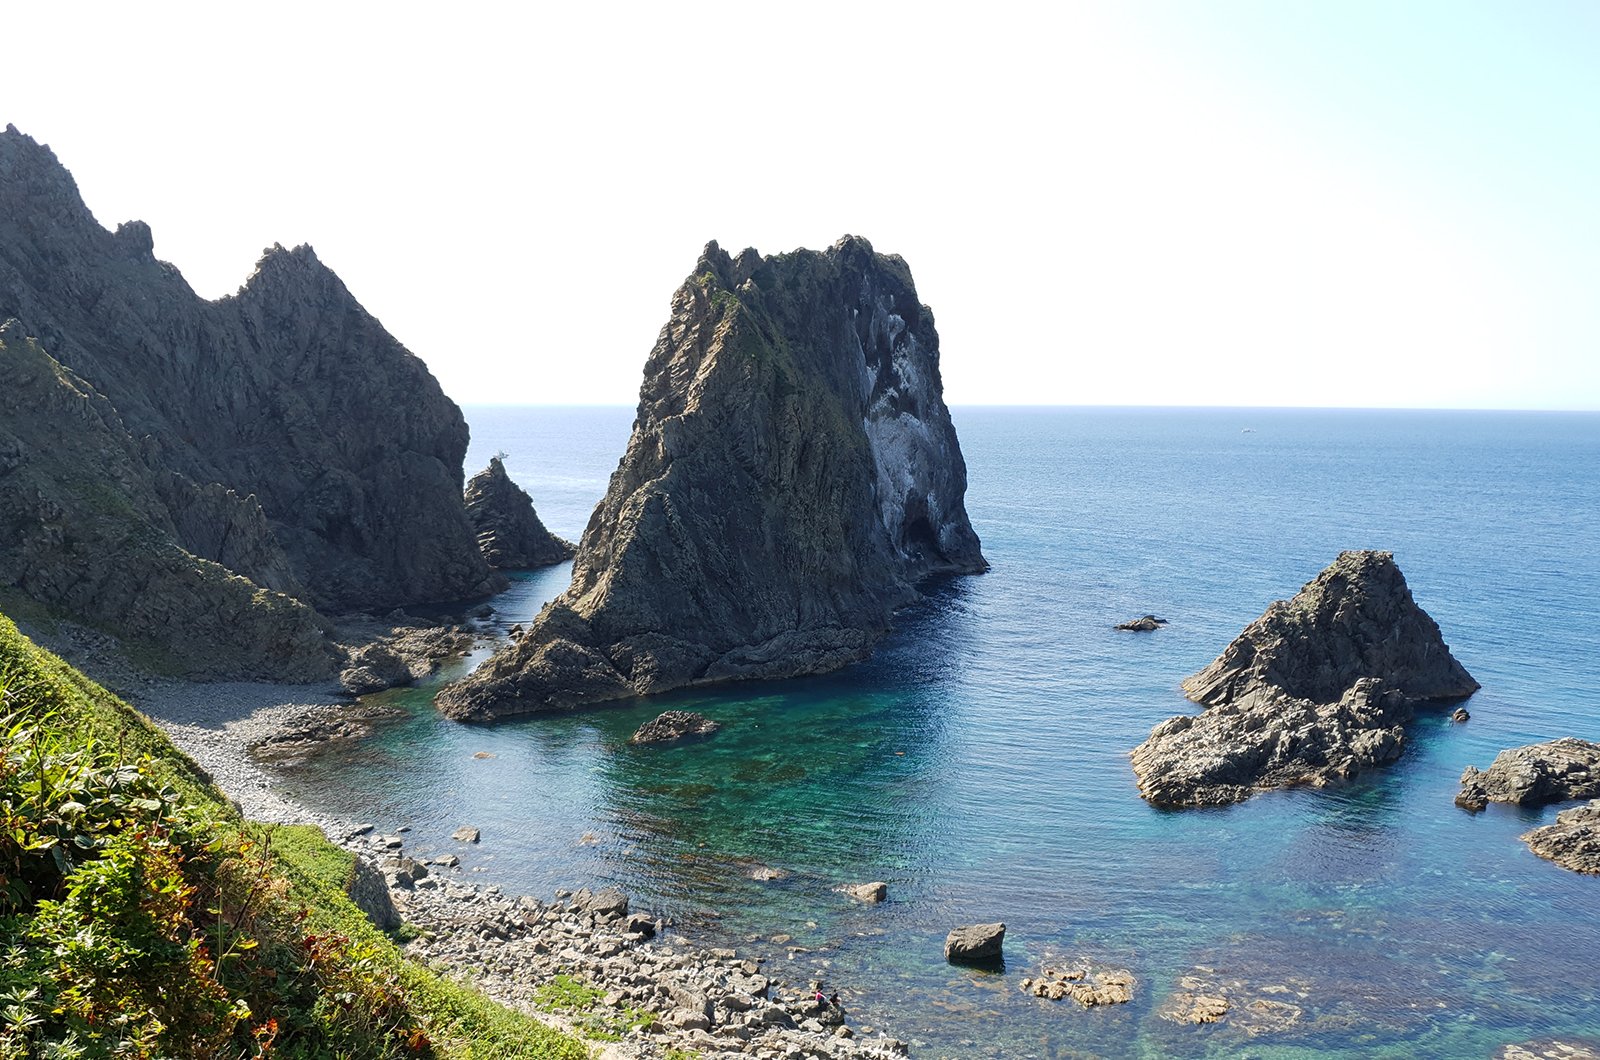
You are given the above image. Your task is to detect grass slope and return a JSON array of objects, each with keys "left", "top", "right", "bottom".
[{"left": 0, "top": 611, "right": 588, "bottom": 1059}]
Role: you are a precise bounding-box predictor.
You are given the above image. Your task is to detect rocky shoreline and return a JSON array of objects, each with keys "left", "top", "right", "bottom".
[{"left": 118, "top": 660, "right": 917, "bottom": 1059}]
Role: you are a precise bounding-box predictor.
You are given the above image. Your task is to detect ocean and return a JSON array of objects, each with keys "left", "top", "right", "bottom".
[{"left": 277, "top": 405, "right": 1600, "bottom": 1058}]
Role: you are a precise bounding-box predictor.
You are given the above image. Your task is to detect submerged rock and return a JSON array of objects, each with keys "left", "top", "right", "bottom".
[
  {"left": 1132, "top": 551, "right": 1477, "bottom": 807},
  {"left": 1456, "top": 738, "right": 1600, "bottom": 812},
  {"left": 464, "top": 456, "right": 574, "bottom": 569},
  {"left": 1521, "top": 800, "right": 1600, "bottom": 874},
  {"left": 437, "top": 237, "right": 985, "bottom": 722},
  {"left": 1021, "top": 965, "right": 1135, "bottom": 1007},
  {"left": 630, "top": 710, "right": 721, "bottom": 745},
  {"left": 945, "top": 922, "right": 1005, "bottom": 964}
]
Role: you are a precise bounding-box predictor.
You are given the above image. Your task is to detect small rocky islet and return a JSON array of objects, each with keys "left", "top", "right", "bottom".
[{"left": 1131, "top": 549, "right": 1480, "bottom": 808}]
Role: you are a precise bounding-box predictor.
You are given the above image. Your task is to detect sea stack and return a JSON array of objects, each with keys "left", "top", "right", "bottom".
[
  {"left": 464, "top": 456, "right": 575, "bottom": 569},
  {"left": 1132, "top": 551, "right": 1478, "bottom": 807},
  {"left": 437, "top": 236, "right": 985, "bottom": 721}
]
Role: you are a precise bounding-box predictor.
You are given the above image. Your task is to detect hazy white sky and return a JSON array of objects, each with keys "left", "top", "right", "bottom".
[{"left": 5, "top": 1, "right": 1598, "bottom": 409}]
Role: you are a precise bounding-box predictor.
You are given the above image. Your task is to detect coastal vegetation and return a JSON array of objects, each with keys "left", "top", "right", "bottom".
[{"left": 0, "top": 612, "right": 587, "bottom": 1059}]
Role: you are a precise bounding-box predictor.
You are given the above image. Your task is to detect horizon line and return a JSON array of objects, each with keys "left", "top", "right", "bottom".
[{"left": 459, "top": 401, "right": 1600, "bottom": 414}]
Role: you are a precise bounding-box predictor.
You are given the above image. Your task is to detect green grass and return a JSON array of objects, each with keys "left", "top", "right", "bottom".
[
  {"left": 532, "top": 973, "right": 659, "bottom": 1042},
  {"left": 0, "top": 611, "right": 590, "bottom": 1059}
]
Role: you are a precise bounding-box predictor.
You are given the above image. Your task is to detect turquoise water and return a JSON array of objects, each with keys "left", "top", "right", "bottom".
[{"left": 278, "top": 407, "right": 1600, "bottom": 1058}]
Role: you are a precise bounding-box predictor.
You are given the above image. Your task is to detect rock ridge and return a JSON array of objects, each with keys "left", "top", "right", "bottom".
[
  {"left": 437, "top": 236, "right": 984, "bottom": 721},
  {"left": 0, "top": 125, "right": 498, "bottom": 677}
]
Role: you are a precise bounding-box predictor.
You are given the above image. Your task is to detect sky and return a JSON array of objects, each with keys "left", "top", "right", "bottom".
[{"left": 4, "top": 1, "right": 1598, "bottom": 410}]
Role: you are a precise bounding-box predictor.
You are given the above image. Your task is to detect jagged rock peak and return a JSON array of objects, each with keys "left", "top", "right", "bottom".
[
  {"left": 1182, "top": 550, "right": 1479, "bottom": 711},
  {"left": 463, "top": 456, "right": 574, "bottom": 570},
  {"left": 1131, "top": 552, "right": 1478, "bottom": 808},
  {"left": 436, "top": 237, "right": 985, "bottom": 721}
]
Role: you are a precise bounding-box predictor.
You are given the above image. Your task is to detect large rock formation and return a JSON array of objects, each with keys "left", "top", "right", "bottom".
[
  {"left": 437, "top": 236, "right": 985, "bottom": 721},
  {"left": 464, "top": 457, "right": 574, "bottom": 569},
  {"left": 0, "top": 323, "right": 331, "bottom": 679},
  {"left": 1132, "top": 551, "right": 1477, "bottom": 807},
  {"left": 1455, "top": 738, "right": 1600, "bottom": 812},
  {"left": 0, "top": 125, "right": 497, "bottom": 677}
]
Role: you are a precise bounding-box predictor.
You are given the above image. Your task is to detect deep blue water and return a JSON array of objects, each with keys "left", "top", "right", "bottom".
[{"left": 278, "top": 406, "right": 1600, "bottom": 1058}]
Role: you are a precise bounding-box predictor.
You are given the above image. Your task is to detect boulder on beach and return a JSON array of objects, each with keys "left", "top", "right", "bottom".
[
  {"left": 1456, "top": 737, "right": 1600, "bottom": 812},
  {"left": 1132, "top": 551, "right": 1478, "bottom": 808},
  {"left": 631, "top": 710, "right": 721, "bottom": 745},
  {"left": 945, "top": 922, "right": 1005, "bottom": 964}
]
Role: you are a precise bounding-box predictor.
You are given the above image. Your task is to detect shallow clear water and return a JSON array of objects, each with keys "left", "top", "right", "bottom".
[{"left": 278, "top": 406, "right": 1600, "bottom": 1058}]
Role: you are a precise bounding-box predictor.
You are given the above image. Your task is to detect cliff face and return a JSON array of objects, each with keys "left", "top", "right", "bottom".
[
  {"left": 0, "top": 125, "right": 497, "bottom": 677},
  {"left": 437, "top": 236, "right": 985, "bottom": 721},
  {"left": 0, "top": 323, "right": 331, "bottom": 679},
  {"left": 1132, "top": 551, "right": 1478, "bottom": 807},
  {"left": 0, "top": 125, "right": 496, "bottom": 618},
  {"left": 464, "top": 457, "right": 574, "bottom": 569}
]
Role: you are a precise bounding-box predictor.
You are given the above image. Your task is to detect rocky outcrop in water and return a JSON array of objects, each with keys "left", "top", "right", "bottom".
[
  {"left": 437, "top": 236, "right": 985, "bottom": 721},
  {"left": 1521, "top": 800, "right": 1600, "bottom": 875},
  {"left": 1132, "top": 551, "right": 1477, "bottom": 807},
  {"left": 0, "top": 126, "right": 497, "bottom": 677},
  {"left": 1455, "top": 738, "right": 1600, "bottom": 812},
  {"left": 1180, "top": 551, "right": 1478, "bottom": 709},
  {"left": 464, "top": 457, "right": 574, "bottom": 569},
  {"left": 945, "top": 922, "right": 1005, "bottom": 964},
  {"left": 1115, "top": 614, "right": 1167, "bottom": 632},
  {"left": 631, "top": 710, "right": 720, "bottom": 745}
]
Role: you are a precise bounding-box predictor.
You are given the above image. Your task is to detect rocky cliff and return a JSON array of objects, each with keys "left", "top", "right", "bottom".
[
  {"left": 464, "top": 457, "right": 574, "bottom": 569},
  {"left": 1132, "top": 551, "right": 1478, "bottom": 807},
  {"left": 437, "top": 236, "right": 985, "bottom": 721},
  {"left": 0, "top": 125, "right": 497, "bottom": 676},
  {"left": 0, "top": 323, "right": 331, "bottom": 679}
]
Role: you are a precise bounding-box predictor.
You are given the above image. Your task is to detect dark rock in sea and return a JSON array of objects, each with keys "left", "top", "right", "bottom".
[
  {"left": 0, "top": 126, "right": 497, "bottom": 677},
  {"left": 1132, "top": 551, "right": 1477, "bottom": 807},
  {"left": 452, "top": 826, "right": 481, "bottom": 843},
  {"left": 436, "top": 236, "right": 985, "bottom": 722},
  {"left": 1452, "top": 707, "right": 1471, "bottom": 723},
  {"left": 1521, "top": 800, "right": 1600, "bottom": 875},
  {"left": 1181, "top": 551, "right": 1478, "bottom": 709},
  {"left": 1455, "top": 738, "right": 1600, "bottom": 812},
  {"left": 631, "top": 710, "right": 721, "bottom": 745},
  {"left": 945, "top": 922, "right": 1006, "bottom": 964},
  {"left": 464, "top": 456, "right": 575, "bottom": 569},
  {"left": 1115, "top": 614, "right": 1168, "bottom": 632}
]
